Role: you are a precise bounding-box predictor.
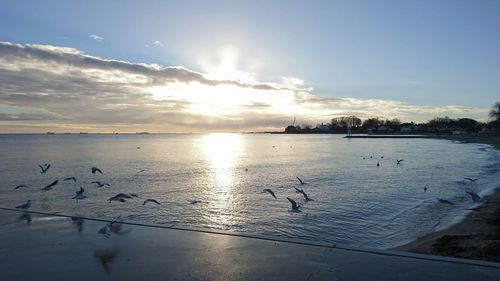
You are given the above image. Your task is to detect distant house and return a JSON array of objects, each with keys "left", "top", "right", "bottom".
[
  {"left": 377, "top": 126, "right": 388, "bottom": 132},
  {"left": 317, "top": 123, "right": 330, "bottom": 131},
  {"left": 452, "top": 129, "right": 466, "bottom": 135},
  {"left": 400, "top": 126, "right": 412, "bottom": 133}
]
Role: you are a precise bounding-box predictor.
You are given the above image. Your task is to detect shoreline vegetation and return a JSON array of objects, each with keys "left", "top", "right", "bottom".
[{"left": 394, "top": 134, "right": 500, "bottom": 263}]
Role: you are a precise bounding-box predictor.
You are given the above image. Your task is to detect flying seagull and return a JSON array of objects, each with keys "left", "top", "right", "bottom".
[
  {"left": 108, "top": 193, "right": 132, "bottom": 202},
  {"left": 143, "top": 199, "right": 161, "bottom": 205},
  {"left": 64, "top": 177, "right": 77, "bottom": 182},
  {"left": 72, "top": 187, "right": 87, "bottom": 201},
  {"left": 76, "top": 187, "right": 84, "bottom": 195},
  {"left": 287, "top": 197, "right": 301, "bottom": 212},
  {"left": 113, "top": 193, "right": 132, "bottom": 199},
  {"left": 98, "top": 218, "right": 119, "bottom": 238},
  {"left": 396, "top": 159, "right": 404, "bottom": 165},
  {"left": 108, "top": 197, "right": 126, "bottom": 203},
  {"left": 134, "top": 169, "right": 146, "bottom": 176},
  {"left": 464, "top": 177, "right": 478, "bottom": 182},
  {"left": 294, "top": 187, "right": 311, "bottom": 201},
  {"left": 14, "top": 184, "right": 30, "bottom": 190},
  {"left": 92, "top": 181, "right": 110, "bottom": 188},
  {"left": 15, "top": 200, "right": 31, "bottom": 210},
  {"left": 92, "top": 167, "right": 103, "bottom": 174},
  {"left": 296, "top": 177, "right": 306, "bottom": 185},
  {"left": 466, "top": 191, "right": 481, "bottom": 202},
  {"left": 38, "top": 164, "right": 51, "bottom": 174},
  {"left": 262, "top": 188, "right": 277, "bottom": 199},
  {"left": 438, "top": 198, "right": 455, "bottom": 205},
  {"left": 41, "top": 179, "right": 59, "bottom": 190}
]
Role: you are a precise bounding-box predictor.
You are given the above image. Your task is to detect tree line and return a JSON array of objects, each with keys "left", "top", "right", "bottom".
[{"left": 285, "top": 102, "right": 500, "bottom": 134}]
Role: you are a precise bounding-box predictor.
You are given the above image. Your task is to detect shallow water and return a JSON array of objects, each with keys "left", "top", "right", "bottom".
[{"left": 1, "top": 133, "right": 499, "bottom": 248}]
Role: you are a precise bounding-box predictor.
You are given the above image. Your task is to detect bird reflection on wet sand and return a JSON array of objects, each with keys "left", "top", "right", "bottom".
[
  {"left": 94, "top": 249, "right": 119, "bottom": 272},
  {"left": 17, "top": 213, "right": 32, "bottom": 223},
  {"left": 71, "top": 216, "right": 84, "bottom": 232},
  {"left": 110, "top": 221, "right": 132, "bottom": 235}
]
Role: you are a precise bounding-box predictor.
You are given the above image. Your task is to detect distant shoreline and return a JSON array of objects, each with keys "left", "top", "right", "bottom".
[{"left": 394, "top": 134, "right": 500, "bottom": 263}]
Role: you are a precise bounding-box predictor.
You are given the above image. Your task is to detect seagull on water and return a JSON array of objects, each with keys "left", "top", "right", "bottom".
[
  {"left": 92, "top": 181, "right": 110, "bottom": 187},
  {"left": 377, "top": 162, "right": 380, "bottom": 167},
  {"left": 92, "top": 167, "right": 103, "bottom": 174},
  {"left": 262, "top": 188, "right": 277, "bottom": 199},
  {"left": 64, "top": 177, "right": 77, "bottom": 182},
  {"left": 38, "top": 164, "right": 50, "bottom": 174},
  {"left": 466, "top": 191, "right": 481, "bottom": 202},
  {"left": 296, "top": 176, "right": 306, "bottom": 185},
  {"left": 189, "top": 199, "right": 203, "bottom": 204},
  {"left": 15, "top": 200, "right": 31, "bottom": 210},
  {"left": 464, "top": 177, "right": 478, "bottom": 182},
  {"left": 287, "top": 197, "right": 301, "bottom": 212},
  {"left": 294, "top": 187, "right": 312, "bottom": 201},
  {"left": 41, "top": 179, "right": 59, "bottom": 190},
  {"left": 14, "top": 184, "right": 30, "bottom": 190},
  {"left": 143, "top": 199, "right": 161, "bottom": 205},
  {"left": 424, "top": 186, "right": 428, "bottom": 192},
  {"left": 437, "top": 198, "right": 455, "bottom": 205}
]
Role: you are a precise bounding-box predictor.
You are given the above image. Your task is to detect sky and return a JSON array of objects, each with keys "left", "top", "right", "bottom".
[{"left": 0, "top": 0, "right": 499, "bottom": 133}]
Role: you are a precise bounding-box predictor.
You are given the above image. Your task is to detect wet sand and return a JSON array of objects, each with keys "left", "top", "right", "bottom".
[
  {"left": 0, "top": 208, "right": 499, "bottom": 281},
  {"left": 395, "top": 135, "right": 500, "bottom": 262}
]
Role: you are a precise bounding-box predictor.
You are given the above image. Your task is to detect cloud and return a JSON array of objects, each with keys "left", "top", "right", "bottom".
[
  {"left": 146, "top": 40, "right": 164, "bottom": 48},
  {"left": 0, "top": 41, "right": 489, "bottom": 133},
  {"left": 89, "top": 34, "right": 104, "bottom": 42}
]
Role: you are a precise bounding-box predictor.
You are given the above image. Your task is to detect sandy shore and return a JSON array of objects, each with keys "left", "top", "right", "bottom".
[{"left": 395, "top": 135, "right": 500, "bottom": 262}]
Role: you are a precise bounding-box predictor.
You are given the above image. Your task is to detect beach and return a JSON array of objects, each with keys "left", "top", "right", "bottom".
[
  {"left": 0, "top": 207, "right": 499, "bottom": 281},
  {"left": 395, "top": 135, "right": 500, "bottom": 262}
]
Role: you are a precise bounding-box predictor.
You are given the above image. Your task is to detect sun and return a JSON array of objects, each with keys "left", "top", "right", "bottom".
[{"left": 200, "top": 45, "right": 256, "bottom": 83}]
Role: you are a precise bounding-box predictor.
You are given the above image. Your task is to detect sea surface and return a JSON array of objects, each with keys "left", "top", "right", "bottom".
[{"left": 1, "top": 133, "right": 499, "bottom": 249}]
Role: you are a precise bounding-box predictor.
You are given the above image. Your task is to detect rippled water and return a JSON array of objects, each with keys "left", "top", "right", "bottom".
[{"left": 1, "top": 133, "right": 499, "bottom": 249}]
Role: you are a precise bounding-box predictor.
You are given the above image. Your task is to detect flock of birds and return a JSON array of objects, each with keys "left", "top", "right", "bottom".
[
  {"left": 261, "top": 176, "right": 311, "bottom": 212},
  {"left": 362, "top": 156, "right": 483, "bottom": 205},
  {"left": 11, "top": 161, "right": 315, "bottom": 236},
  {"left": 12, "top": 164, "right": 167, "bottom": 233},
  {"left": 11, "top": 153, "right": 484, "bottom": 237}
]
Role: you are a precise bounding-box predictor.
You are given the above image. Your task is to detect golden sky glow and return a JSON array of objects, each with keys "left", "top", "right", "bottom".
[{"left": 0, "top": 42, "right": 490, "bottom": 133}]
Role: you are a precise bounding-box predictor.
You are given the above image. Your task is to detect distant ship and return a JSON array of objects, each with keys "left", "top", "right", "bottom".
[
  {"left": 136, "top": 132, "right": 150, "bottom": 134},
  {"left": 79, "top": 132, "right": 88, "bottom": 134},
  {"left": 46, "top": 132, "right": 55, "bottom": 134}
]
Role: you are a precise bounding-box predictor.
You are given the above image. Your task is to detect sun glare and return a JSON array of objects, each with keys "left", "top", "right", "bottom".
[
  {"left": 201, "top": 133, "right": 243, "bottom": 226},
  {"left": 199, "top": 46, "right": 256, "bottom": 83}
]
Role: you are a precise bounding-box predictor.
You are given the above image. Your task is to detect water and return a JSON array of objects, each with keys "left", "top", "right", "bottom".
[{"left": 1, "top": 133, "right": 499, "bottom": 249}]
